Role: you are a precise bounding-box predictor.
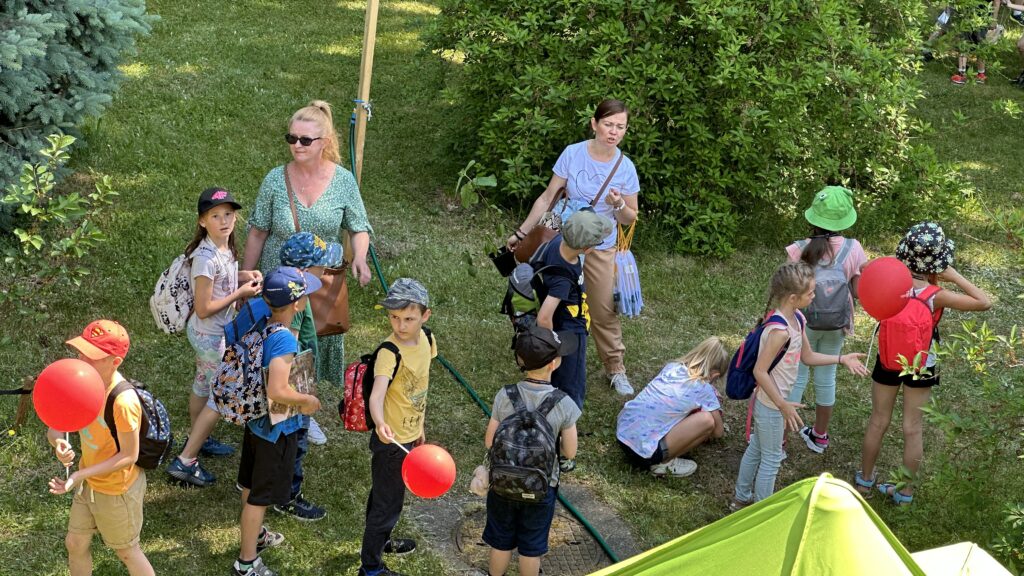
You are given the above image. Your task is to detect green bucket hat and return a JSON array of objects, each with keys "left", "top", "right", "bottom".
[{"left": 804, "top": 186, "right": 857, "bottom": 232}]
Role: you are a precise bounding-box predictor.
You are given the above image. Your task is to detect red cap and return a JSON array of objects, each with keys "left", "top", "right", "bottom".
[{"left": 66, "top": 320, "right": 130, "bottom": 360}]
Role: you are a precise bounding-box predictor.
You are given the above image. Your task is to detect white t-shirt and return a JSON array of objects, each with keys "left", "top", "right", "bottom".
[
  {"left": 553, "top": 141, "right": 640, "bottom": 251},
  {"left": 187, "top": 237, "right": 237, "bottom": 336}
]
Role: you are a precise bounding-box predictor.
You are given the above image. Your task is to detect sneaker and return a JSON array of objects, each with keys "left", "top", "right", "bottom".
[
  {"left": 199, "top": 436, "right": 235, "bottom": 457},
  {"left": 975, "top": 72, "right": 986, "bottom": 84},
  {"left": 1012, "top": 10, "right": 1024, "bottom": 25},
  {"left": 798, "top": 425, "right": 829, "bottom": 454},
  {"left": 921, "top": 49, "right": 934, "bottom": 63},
  {"left": 166, "top": 457, "right": 215, "bottom": 487},
  {"left": 729, "top": 498, "right": 752, "bottom": 512},
  {"left": 306, "top": 417, "right": 327, "bottom": 445},
  {"left": 273, "top": 493, "right": 326, "bottom": 521},
  {"left": 649, "top": 457, "right": 698, "bottom": 478},
  {"left": 609, "top": 372, "right": 635, "bottom": 396},
  {"left": 236, "top": 482, "right": 244, "bottom": 493},
  {"left": 383, "top": 538, "right": 417, "bottom": 555},
  {"left": 256, "top": 527, "right": 284, "bottom": 554},
  {"left": 951, "top": 72, "right": 966, "bottom": 85},
  {"left": 232, "top": 557, "right": 277, "bottom": 576},
  {"left": 357, "top": 566, "right": 408, "bottom": 576}
]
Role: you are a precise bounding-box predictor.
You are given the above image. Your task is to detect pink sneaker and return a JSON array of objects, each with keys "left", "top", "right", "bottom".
[
  {"left": 799, "top": 425, "right": 829, "bottom": 454},
  {"left": 976, "top": 72, "right": 987, "bottom": 84},
  {"left": 951, "top": 72, "right": 966, "bottom": 85}
]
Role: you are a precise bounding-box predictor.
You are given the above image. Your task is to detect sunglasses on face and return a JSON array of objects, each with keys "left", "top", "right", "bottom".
[{"left": 284, "top": 133, "right": 323, "bottom": 146}]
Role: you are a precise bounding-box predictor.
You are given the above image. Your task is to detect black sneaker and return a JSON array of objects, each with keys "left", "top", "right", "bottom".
[
  {"left": 166, "top": 457, "right": 215, "bottom": 487},
  {"left": 273, "top": 493, "right": 326, "bottom": 521},
  {"left": 357, "top": 566, "right": 407, "bottom": 576},
  {"left": 383, "top": 538, "right": 417, "bottom": 555}
]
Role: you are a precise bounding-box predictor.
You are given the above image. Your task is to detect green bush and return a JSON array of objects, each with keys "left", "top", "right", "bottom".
[
  {"left": 427, "top": 0, "right": 966, "bottom": 254},
  {"left": 0, "top": 0, "right": 154, "bottom": 185}
]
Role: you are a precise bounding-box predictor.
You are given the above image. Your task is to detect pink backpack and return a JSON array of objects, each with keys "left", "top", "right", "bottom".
[{"left": 878, "top": 285, "right": 943, "bottom": 372}]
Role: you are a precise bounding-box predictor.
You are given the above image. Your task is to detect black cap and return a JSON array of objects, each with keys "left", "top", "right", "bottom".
[
  {"left": 514, "top": 323, "right": 578, "bottom": 371},
  {"left": 197, "top": 187, "right": 242, "bottom": 215}
]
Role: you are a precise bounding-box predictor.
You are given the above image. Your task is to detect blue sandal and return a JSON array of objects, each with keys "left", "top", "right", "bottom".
[
  {"left": 877, "top": 482, "right": 913, "bottom": 506},
  {"left": 854, "top": 471, "right": 876, "bottom": 496}
]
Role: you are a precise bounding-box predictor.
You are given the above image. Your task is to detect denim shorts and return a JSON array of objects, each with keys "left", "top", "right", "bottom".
[{"left": 482, "top": 485, "right": 558, "bottom": 557}]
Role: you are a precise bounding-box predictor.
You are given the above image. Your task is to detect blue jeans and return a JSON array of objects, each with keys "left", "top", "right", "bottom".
[
  {"left": 735, "top": 400, "right": 785, "bottom": 503},
  {"left": 788, "top": 328, "right": 844, "bottom": 407},
  {"left": 291, "top": 416, "right": 309, "bottom": 499}
]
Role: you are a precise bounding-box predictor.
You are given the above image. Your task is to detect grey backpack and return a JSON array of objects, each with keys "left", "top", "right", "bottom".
[
  {"left": 796, "top": 238, "right": 854, "bottom": 331},
  {"left": 488, "top": 385, "right": 566, "bottom": 504}
]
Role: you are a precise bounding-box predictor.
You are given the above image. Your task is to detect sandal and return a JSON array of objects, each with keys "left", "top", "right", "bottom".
[
  {"left": 877, "top": 482, "right": 913, "bottom": 506},
  {"left": 854, "top": 471, "right": 876, "bottom": 496}
]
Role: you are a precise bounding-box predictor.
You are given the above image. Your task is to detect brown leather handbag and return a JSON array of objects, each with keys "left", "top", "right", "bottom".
[
  {"left": 284, "top": 164, "right": 350, "bottom": 336},
  {"left": 513, "top": 151, "right": 624, "bottom": 263}
]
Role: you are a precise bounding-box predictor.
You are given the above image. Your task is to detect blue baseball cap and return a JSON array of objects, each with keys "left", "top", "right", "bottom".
[
  {"left": 263, "top": 266, "right": 322, "bottom": 307},
  {"left": 279, "top": 232, "right": 343, "bottom": 268}
]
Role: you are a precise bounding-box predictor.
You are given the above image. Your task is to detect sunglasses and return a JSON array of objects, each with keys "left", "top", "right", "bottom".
[{"left": 284, "top": 134, "right": 323, "bottom": 146}]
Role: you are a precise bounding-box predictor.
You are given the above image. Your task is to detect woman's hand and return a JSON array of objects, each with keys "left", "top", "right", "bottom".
[
  {"left": 506, "top": 232, "right": 522, "bottom": 251},
  {"left": 351, "top": 258, "right": 372, "bottom": 287},
  {"left": 605, "top": 189, "right": 625, "bottom": 210},
  {"left": 780, "top": 402, "right": 804, "bottom": 433},
  {"left": 840, "top": 353, "right": 869, "bottom": 376}
]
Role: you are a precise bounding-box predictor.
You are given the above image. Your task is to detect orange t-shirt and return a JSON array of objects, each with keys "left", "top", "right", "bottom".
[{"left": 79, "top": 372, "right": 142, "bottom": 495}]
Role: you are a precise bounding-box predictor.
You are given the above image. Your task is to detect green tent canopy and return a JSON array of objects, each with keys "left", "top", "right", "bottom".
[{"left": 591, "top": 474, "right": 1010, "bottom": 576}]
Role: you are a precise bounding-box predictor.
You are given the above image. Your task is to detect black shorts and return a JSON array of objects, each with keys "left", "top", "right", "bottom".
[
  {"left": 237, "top": 426, "right": 299, "bottom": 506},
  {"left": 618, "top": 438, "right": 669, "bottom": 468},
  {"left": 872, "top": 356, "right": 940, "bottom": 389},
  {"left": 961, "top": 26, "right": 988, "bottom": 45}
]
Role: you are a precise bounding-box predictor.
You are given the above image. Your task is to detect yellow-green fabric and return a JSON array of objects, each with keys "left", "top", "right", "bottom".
[
  {"left": 911, "top": 542, "right": 1012, "bottom": 576},
  {"left": 592, "top": 475, "right": 926, "bottom": 576}
]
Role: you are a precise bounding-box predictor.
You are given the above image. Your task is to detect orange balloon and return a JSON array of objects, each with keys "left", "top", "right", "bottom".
[
  {"left": 402, "top": 444, "right": 456, "bottom": 498},
  {"left": 33, "top": 359, "right": 105, "bottom": 432}
]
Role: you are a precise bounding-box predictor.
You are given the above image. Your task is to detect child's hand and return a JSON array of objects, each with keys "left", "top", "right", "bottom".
[
  {"left": 378, "top": 423, "right": 396, "bottom": 444},
  {"left": 781, "top": 402, "right": 804, "bottom": 433},
  {"left": 236, "top": 280, "right": 261, "bottom": 300},
  {"left": 48, "top": 473, "right": 79, "bottom": 495},
  {"left": 936, "top": 267, "right": 960, "bottom": 283},
  {"left": 299, "top": 395, "right": 321, "bottom": 415},
  {"left": 54, "top": 438, "right": 75, "bottom": 467},
  {"left": 840, "top": 353, "right": 869, "bottom": 377},
  {"left": 414, "top": 432, "right": 425, "bottom": 447}
]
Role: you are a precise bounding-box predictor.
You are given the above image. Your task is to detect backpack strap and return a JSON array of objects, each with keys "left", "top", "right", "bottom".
[
  {"left": 763, "top": 314, "right": 794, "bottom": 372},
  {"left": 535, "top": 388, "right": 568, "bottom": 419},
  {"left": 915, "top": 285, "right": 944, "bottom": 325},
  {"left": 504, "top": 384, "right": 528, "bottom": 414},
  {"left": 422, "top": 327, "right": 434, "bottom": 348},
  {"left": 832, "top": 238, "right": 854, "bottom": 268},
  {"left": 375, "top": 342, "right": 402, "bottom": 383},
  {"left": 103, "top": 380, "right": 137, "bottom": 454}
]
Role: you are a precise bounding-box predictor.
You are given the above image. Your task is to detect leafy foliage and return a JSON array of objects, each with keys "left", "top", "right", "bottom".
[
  {"left": 0, "top": 134, "right": 117, "bottom": 320},
  {"left": 0, "top": 0, "right": 154, "bottom": 185},
  {"left": 427, "top": 0, "right": 966, "bottom": 254}
]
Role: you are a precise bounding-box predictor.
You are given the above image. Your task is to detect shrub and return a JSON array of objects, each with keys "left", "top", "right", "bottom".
[
  {"left": 0, "top": 0, "right": 154, "bottom": 185},
  {"left": 427, "top": 0, "right": 965, "bottom": 254}
]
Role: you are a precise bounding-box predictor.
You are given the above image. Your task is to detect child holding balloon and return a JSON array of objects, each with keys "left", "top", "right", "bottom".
[
  {"left": 856, "top": 222, "right": 991, "bottom": 506},
  {"left": 46, "top": 320, "right": 155, "bottom": 576},
  {"left": 733, "top": 262, "right": 868, "bottom": 509},
  {"left": 359, "top": 278, "right": 436, "bottom": 576},
  {"left": 784, "top": 186, "right": 868, "bottom": 454}
]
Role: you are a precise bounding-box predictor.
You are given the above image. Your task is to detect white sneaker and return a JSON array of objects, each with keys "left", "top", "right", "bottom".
[
  {"left": 610, "top": 372, "right": 635, "bottom": 396},
  {"left": 650, "top": 458, "right": 698, "bottom": 478},
  {"left": 307, "top": 417, "right": 327, "bottom": 445}
]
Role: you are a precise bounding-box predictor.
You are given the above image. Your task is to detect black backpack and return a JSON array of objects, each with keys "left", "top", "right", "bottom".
[
  {"left": 500, "top": 241, "right": 581, "bottom": 331},
  {"left": 488, "top": 384, "right": 566, "bottom": 504},
  {"left": 104, "top": 379, "right": 173, "bottom": 470}
]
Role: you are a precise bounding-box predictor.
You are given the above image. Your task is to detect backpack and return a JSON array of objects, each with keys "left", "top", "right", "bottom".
[
  {"left": 878, "top": 285, "right": 943, "bottom": 372},
  {"left": 339, "top": 328, "right": 434, "bottom": 432},
  {"left": 225, "top": 298, "right": 270, "bottom": 346},
  {"left": 500, "top": 241, "right": 581, "bottom": 331},
  {"left": 726, "top": 312, "right": 805, "bottom": 400},
  {"left": 212, "top": 323, "right": 289, "bottom": 426},
  {"left": 149, "top": 244, "right": 216, "bottom": 335},
  {"left": 488, "top": 384, "right": 567, "bottom": 504},
  {"left": 104, "top": 379, "right": 173, "bottom": 470},
  {"left": 795, "top": 238, "right": 854, "bottom": 331}
]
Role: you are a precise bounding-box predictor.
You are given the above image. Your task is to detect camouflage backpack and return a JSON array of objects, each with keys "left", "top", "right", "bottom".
[{"left": 488, "top": 385, "right": 566, "bottom": 504}]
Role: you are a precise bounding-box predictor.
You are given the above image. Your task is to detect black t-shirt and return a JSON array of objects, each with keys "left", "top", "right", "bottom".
[{"left": 534, "top": 236, "right": 587, "bottom": 334}]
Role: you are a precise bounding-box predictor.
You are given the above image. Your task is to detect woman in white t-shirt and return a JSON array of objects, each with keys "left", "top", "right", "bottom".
[{"left": 507, "top": 99, "right": 641, "bottom": 398}]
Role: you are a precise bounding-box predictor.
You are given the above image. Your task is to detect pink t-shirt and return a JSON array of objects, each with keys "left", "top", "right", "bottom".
[
  {"left": 786, "top": 236, "right": 867, "bottom": 334},
  {"left": 756, "top": 311, "right": 804, "bottom": 410}
]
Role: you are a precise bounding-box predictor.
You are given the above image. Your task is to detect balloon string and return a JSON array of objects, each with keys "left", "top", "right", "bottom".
[
  {"left": 390, "top": 439, "right": 410, "bottom": 454},
  {"left": 64, "top": 432, "right": 70, "bottom": 480}
]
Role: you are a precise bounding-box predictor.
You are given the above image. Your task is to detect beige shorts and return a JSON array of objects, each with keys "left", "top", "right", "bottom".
[{"left": 68, "top": 472, "right": 146, "bottom": 550}]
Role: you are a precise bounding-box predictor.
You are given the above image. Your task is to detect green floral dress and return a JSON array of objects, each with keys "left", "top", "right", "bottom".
[{"left": 249, "top": 163, "right": 373, "bottom": 383}]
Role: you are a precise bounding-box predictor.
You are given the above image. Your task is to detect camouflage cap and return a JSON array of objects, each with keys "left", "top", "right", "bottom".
[
  {"left": 381, "top": 277, "right": 430, "bottom": 309},
  {"left": 562, "top": 208, "right": 614, "bottom": 250}
]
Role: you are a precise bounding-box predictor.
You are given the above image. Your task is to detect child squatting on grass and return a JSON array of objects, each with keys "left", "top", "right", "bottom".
[
  {"left": 233, "top": 267, "right": 322, "bottom": 576},
  {"left": 47, "top": 320, "right": 155, "bottom": 576},
  {"left": 360, "top": 278, "right": 437, "bottom": 576},
  {"left": 733, "top": 262, "right": 869, "bottom": 509},
  {"left": 855, "top": 222, "right": 991, "bottom": 506},
  {"left": 615, "top": 336, "right": 730, "bottom": 478},
  {"left": 483, "top": 323, "right": 580, "bottom": 576},
  {"left": 166, "top": 187, "right": 262, "bottom": 488}
]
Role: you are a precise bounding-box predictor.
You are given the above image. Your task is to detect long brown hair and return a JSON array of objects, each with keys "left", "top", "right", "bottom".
[
  {"left": 799, "top": 227, "right": 837, "bottom": 268},
  {"left": 290, "top": 100, "right": 340, "bottom": 164}
]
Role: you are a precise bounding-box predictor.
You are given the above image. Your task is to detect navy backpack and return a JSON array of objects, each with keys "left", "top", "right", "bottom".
[{"left": 726, "top": 312, "right": 805, "bottom": 400}]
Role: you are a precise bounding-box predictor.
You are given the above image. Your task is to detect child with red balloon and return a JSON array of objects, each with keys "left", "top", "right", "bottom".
[
  {"left": 483, "top": 323, "right": 580, "bottom": 576},
  {"left": 45, "top": 320, "right": 155, "bottom": 576},
  {"left": 856, "top": 222, "right": 991, "bottom": 506},
  {"left": 359, "top": 278, "right": 437, "bottom": 576},
  {"left": 733, "top": 262, "right": 869, "bottom": 509},
  {"left": 784, "top": 186, "right": 868, "bottom": 455}
]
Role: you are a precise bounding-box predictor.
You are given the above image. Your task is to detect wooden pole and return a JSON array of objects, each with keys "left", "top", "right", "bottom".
[
  {"left": 13, "top": 377, "right": 34, "bottom": 431},
  {"left": 353, "top": 0, "right": 380, "bottom": 187}
]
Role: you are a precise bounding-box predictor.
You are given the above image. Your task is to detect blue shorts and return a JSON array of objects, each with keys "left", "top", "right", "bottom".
[{"left": 482, "top": 485, "right": 558, "bottom": 557}]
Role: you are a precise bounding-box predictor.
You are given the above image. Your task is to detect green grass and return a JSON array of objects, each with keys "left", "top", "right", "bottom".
[{"left": 2, "top": 2, "right": 1023, "bottom": 574}]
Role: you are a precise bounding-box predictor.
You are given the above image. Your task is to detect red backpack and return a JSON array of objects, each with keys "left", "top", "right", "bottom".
[{"left": 878, "top": 285, "right": 943, "bottom": 372}]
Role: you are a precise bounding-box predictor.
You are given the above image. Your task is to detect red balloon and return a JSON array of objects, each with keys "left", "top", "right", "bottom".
[
  {"left": 33, "top": 359, "right": 106, "bottom": 432},
  {"left": 859, "top": 257, "right": 913, "bottom": 321},
  {"left": 402, "top": 444, "right": 456, "bottom": 498}
]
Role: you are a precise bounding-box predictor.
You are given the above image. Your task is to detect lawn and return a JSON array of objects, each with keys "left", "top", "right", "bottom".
[{"left": 0, "top": 1, "right": 1022, "bottom": 575}]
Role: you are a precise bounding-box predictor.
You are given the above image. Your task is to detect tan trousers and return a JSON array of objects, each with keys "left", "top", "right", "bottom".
[{"left": 583, "top": 247, "right": 626, "bottom": 374}]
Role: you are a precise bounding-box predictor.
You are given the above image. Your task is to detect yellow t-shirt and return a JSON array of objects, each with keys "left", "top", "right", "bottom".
[
  {"left": 374, "top": 330, "right": 437, "bottom": 444},
  {"left": 79, "top": 372, "right": 142, "bottom": 495}
]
